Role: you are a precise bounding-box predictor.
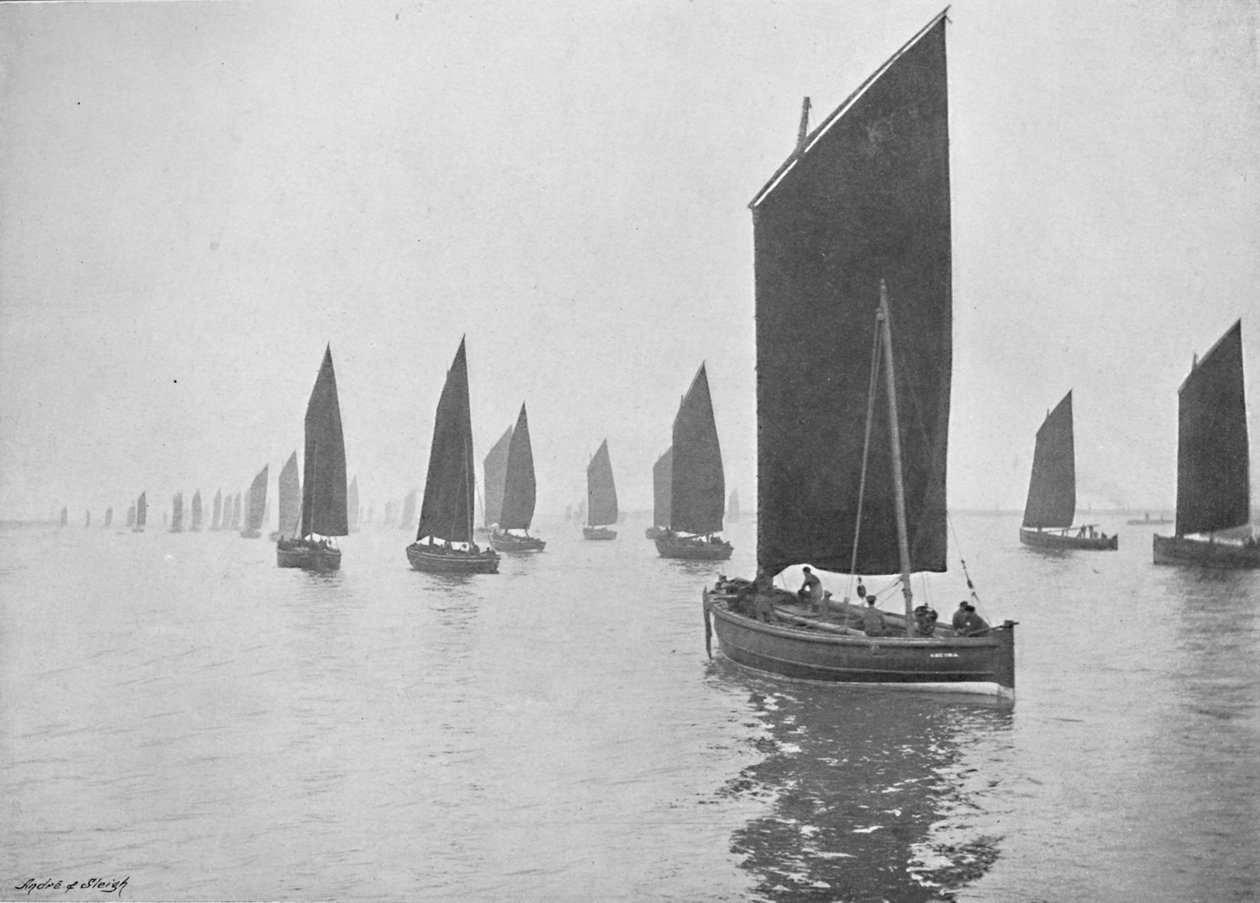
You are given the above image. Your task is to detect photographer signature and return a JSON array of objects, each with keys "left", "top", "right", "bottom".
[{"left": 14, "top": 877, "right": 129, "bottom": 898}]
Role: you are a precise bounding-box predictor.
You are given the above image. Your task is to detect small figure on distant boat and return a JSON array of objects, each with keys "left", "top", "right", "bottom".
[
  {"left": 798, "top": 566, "right": 823, "bottom": 612},
  {"left": 861, "top": 596, "right": 886, "bottom": 637},
  {"left": 914, "top": 604, "right": 939, "bottom": 637}
]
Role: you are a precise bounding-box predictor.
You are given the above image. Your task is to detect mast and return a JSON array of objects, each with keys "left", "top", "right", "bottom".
[{"left": 878, "top": 282, "right": 914, "bottom": 633}]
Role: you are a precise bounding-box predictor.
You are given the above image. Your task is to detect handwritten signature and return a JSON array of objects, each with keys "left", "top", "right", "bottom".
[{"left": 13, "top": 877, "right": 129, "bottom": 898}]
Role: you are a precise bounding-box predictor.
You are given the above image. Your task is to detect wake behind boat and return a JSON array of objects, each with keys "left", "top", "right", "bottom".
[
  {"left": 406, "top": 339, "right": 500, "bottom": 574},
  {"left": 277, "top": 346, "right": 348, "bottom": 570},
  {"left": 701, "top": 12, "right": 1015, "bottom": 699},
  {"left": 1018, "top": 391, "right": 1117, "bottom": 551},
  {"left": 1153, "top": 320, "right": 1258, "bottom": 567}
]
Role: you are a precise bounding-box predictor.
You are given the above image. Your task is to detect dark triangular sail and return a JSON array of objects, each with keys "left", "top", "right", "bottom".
[
  {"left": 671, "top": 364, "right": 725, "bottom": 534},
  {"left": 190, "top": 491, "right": 203, "bottom": 530},
  {"left": 1022, "top": 391, "right": 1075, "bottom": 528},
  {"left": 751, "top": 12, "right": 952, "bottom": 577},
  {"left": 300, "top": 346, "right": 349, "bottom": 538},
  {"left": 483, "top": 425, "right": 513, "bottom": 527},
  {"left": 653, "top": 447, "right": 673, "bottom": 528},
  {"left": 1176, "top": 320, "right": 1250, "bottom": 536},
  {"left": 586, "top": 439, "right": 618, "bottom": 527},
  {"left": 278, "top": 452, "right": 301, "bottom": 539},
  {"left": 245, "top": 465, "right": 269, "bottom": 532},
  {"left": 499, "top": 404, "right": 537, "bottom": 531},
  {"left": 416, "top": 340, "right": 476, "bottom": 543}
]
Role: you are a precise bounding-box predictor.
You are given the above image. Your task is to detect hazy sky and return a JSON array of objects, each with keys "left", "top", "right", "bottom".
[{"left": 2, "top": 0, "right": 1257, "bottom": 521}]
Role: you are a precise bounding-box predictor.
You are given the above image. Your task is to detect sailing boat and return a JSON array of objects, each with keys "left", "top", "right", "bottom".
[
  {"left": 272, "top": 451, "right": 300, "bottom": 542},
  {"left": 126, "top": 503, "right": 136, "bottom": 529},
  {"left": 399, "top": 489, "right": 418, "bottom": 531},
  {"left": 656, "top": 364, "right": 732, "bottom": 560},
  {"left": 190, "top": 490, "right": 203, "bottom": 532},
  {"left": 59, "top": 507, "right": 67, "bottom": 527},
  {"left": 489, "top": 403, "right": 546, "bottom": 552},
  {"left": 132, "top": 492, "right": 147, "bottom": 533},
  {"left": 727, "top": 489, "right": 741, "bottom": 524},
  {"left": 583, "top": 439, "right": 618, "bottom": 540},
  {"left": 169, "top": 492, "right": 184, "bottom": 533},
  {"left": 406, "top": 339, "right": 500, "bottom": 573},
  {"left": 240, "top": 465, "right": 268, "bottom": 538},
  {"left": 84, "top": 510, "right": 91, "bottom": 528},
  {"left": 104, "top": 507, "right": 113, "bottom": 528},
  {"left": 1153, "top": 320, "right": 1258, "bottom": 567},
  {"left": 229, "top": 493, "right": 242, "bottom": 529},
  {"left": 210, "top": 489, "right": 223, "bottom": 530},
  {"left": 646, "top": 447, "right": 672, "bottom": 539},
  {"left": 1018, "top": 391, "right": 1117, "bottom": 550},
  {"left": 482, "top": 425, "right": 513, "bottom": 531},
  {"left": 702, "top": 12, "right": 1015, "bottom": 698},
  {"left": 277, "top": 346, "right": 348, "bottom": 569},
  {"left": 347, "top": 476, "right": 360, "bottom": 533}
]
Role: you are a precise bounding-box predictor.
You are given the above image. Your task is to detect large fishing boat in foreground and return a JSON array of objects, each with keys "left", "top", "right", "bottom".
[
  {"left": 277, "top": 346, "right": 348, "bottom": 570},
  {"left": 1018, "top": 391, "right": 1117, "bottom": 551},
  {"left": 1153, "top": 320, "right": 1258, "bottom": 568},
  {"left": 406, "top": 339, "right": 500, "bottom": 574},
  {"left": 702, "top": 11, "right": 1015, "bottom": 699}
]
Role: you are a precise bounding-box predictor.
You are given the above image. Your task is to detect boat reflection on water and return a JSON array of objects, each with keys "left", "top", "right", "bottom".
[{"left": 714, "top": 670, "right": 1012, "bottom": 902}]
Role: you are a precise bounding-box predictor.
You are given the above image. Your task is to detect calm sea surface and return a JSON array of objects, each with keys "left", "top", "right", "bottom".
[{"left": 2, "top": 513, "right": 1257, "bottom": 902}]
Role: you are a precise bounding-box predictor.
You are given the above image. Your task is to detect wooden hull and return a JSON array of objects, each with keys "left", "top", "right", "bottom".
[
  {"left": 276, "top": 540, "right": 342, "bottom": 571},
  {"left": 1153, "top": 534, "right": 1260, "bottom": 568},
  {"left": 703, "top": 590, "right": 1015, "bottom": 699},
  {"left": 406, "top": 543, "right": 500, "bottom": 574},
  {"left": 488, "top": 532, "right": 546, "bottom": 553},
  {"left": 583, "top": 526, "right": 617, "bottom": 541},
  {"left": 1019, "top": 527, "right": 1117, "bottom": 551},
  {"left": 655, "top": 535, "right": 733, "bottom": 561}
]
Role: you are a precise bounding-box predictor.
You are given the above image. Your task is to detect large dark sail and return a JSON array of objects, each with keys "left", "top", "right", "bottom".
[
  {"left": 751, "top": 12, "right": 951, "bottom": 577},
  {"left": 300, "top": 346, "right": 348, "bottom": 538},
  {"left": 499, "top": 403, "right": 537, "bottom": 531},
  {"left": 483, "top": 425, "right": 513, "bottom": 527},
  {"left": 277, "top": 451, "right": 301, "bottom": 539},
  {"left": 671, "top": 364, "right": 725, "bottom": 534},
  {"left": 245, "top": 465, "right": 269, "bottom": 532},
  {"left": 1022, "top": 391, "right": 1075, "bottom": 529},
  {"left": 1176, "top": 321, "right": 1250, "bottom": 536},
  {"left": 586, "top": 439, "right": 618, "bottom": 527},
  {"left": 653, "top": 447, "right": 673, "bottom": 528},
  {"left": 416, "top": 339, "right": 476, "bottom": 543}
]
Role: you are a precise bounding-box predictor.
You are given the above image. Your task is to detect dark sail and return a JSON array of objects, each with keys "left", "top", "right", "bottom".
[
  {"left": 278, "top": 452, "right": 301, "bottom": 539},
  {"left": 751, "top": 12, "right": 952, "bottom": 577},
  {"left": 653, "top": 447, "right": 673, "bottom": 528},
  {"left": 400, "top": 490, "right": 418, "bottom": 530},
  {"left": 1176, "top": 320, "right": 1250, "bottom": 536},
  {"left": 586, "top": 439, "right": 618, "bottom": 527},
  {"left": 1022, "top": 391, "right": 1075, "bottom": 528},
  {"left": 347, "top": 476, "right": 359, "bottom": 529},
  {"left": 483, "top": 425, "right": 513, "bottom": 527},
  {"left": 190, "top": 491, "right": 203, "bottom": 530},
  {"left": 245, "top": 465, "right": 269, "bottom": 532},
  {"left": 416, "top": 339, "right": 476, "bottom": 543},
  {"left": 211, "top": 489, "right": 222, "bottom": 529},
  {"left": 499, "top": 403, "right": 537, "bottom": 531},
  {"left": 300, "top": 346, "right": 349, "bottom": 538},
  {"left": 671, "top": 364, "right": 725, "bottom": 534},
  {"left": 136, "top": 492, "right": 147, "bottom": 527}
]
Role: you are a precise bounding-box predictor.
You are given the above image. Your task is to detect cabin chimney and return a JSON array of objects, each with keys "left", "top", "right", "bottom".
[{"left": 796, "top": 97, "right": 811, "bottom": 152}]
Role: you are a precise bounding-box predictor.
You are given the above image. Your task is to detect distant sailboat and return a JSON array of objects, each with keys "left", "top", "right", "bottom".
[
  {"left": 211, "top": 489, "right": 223, "bottom": 530},
  {"left": 1018, "top": 391, "right": 1117, "bottom": 551},
  {"left": 646, "top": 447, "right": 672, "bottom": 540},
  {"left": 583, "top": 439, "right": 618, "bottom": 540},
  {"left": 104, "top": 507, "right": 113, "bottom": 528},
  {"left": 190, "top": 490, "right": 203, "bottom": 532},
  {"left": 169, "top": 492, "right": 184, "bottom": 533},
  {"left": 132, "top": 492, "right": 147, "bottom": 533},
  {"left": 84, "top": 510, "right": 91, "bottom": 528},
  {"left": 1154, "top": 320, "right": 1258, "bottom": 567},
  {"left": 655, "top": 363, "right": 733, "bottom": 560},
  {"left": 384, "top": 500, "right": 396, "bottom": 529},
  {"left": 702, "top": 12, "right": 1016, "bottom": 697},
  {"left": 59, "top": 507, "right": 67, "bottom": 527},
  {"left": 126, "top": 504, "right": 135, "bottom": 528},
  {"left": 347, "top": 476, "right": 360, "bottom": 533},
  {"left": 406, "top": 339, "right": 499, "bottom": 573},
  {"left": 241, "top": 465, "right": 268, "bottom": 538},
  {"left": 277, "top": 346, "right": 348, "bottom": 569},
  {"left": 399, "top": 489, "right": 418, "bottom": 531},
  {"left": 230, "top": 493, "right": 242, "bottom": 529},
  {"left": 489, "top": 403, "right": 546, "bottom": 552},
  {"left": 482, "top": 425, "right": 513, "bottom": 530},
  {"left": 273, "top": 451, "right": 300, "bottom": 542}
]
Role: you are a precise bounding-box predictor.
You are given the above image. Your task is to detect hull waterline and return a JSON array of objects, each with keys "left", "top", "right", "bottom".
[
  {"left": 276, "top": 540, "right": 342, "bottom": 571},
  {"left": 655, "top": 535, "right": 733, "bottom": 561},
  {"left": 1019, "top": 527, "right": 1117, "bottom": 551},
  {"left": 407, "top": 543, "right": 500, "bottom": 574},
  {"left": 1153, "top": 533, "right": 1260, "bottom": 568}
]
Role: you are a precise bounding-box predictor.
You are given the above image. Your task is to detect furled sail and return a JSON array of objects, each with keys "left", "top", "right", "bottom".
[
  {"left": 1176, "top": 320, "right": 1250, "bottom": 536},
  {"left": 750, "top": 12, "right": 951, "bottom": 577},
  {"left": 499, "top": 404, "right": 537, "bottom": 531},
  {"left": 245, "top": 465, "right": 269, "bottom": 532},
  {"left": 586, "top": 439, "right": 618, "bottom": 527},
  {"left": 277, "top": 451, "right": 301, "bottom": 539},
  {"left": 670, "top": 363, "right": 725, "bottom": 535},
  {"left": 416, "top": 339, "right": 476, "bottom": 543},
  {"left": 482, "top": 425, "right": 513, "bottom": 527},
  {"left": 1022, "top": 391, "right": 1075, "bottom": 529},
  {"left": 653, "top": 447, "right": 673, "bottom": 528},
  {"left": 300, "top": 346, "right": 349, "bottom": 538}
]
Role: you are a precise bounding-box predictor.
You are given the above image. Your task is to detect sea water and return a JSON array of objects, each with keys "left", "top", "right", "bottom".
[{"left": 2, "top": 514, "right": 1256, "bottom": 902}]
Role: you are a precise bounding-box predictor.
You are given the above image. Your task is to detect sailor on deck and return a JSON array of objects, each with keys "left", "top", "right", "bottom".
[{"left": 798, "top": 566, "right": 823, "bottom": 612}]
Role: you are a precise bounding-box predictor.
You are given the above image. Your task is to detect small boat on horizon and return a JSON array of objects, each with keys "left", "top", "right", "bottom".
[
  {"left": 277, "top": 346, "right": 348, "bottom": 570},
  {"left": 1127, "top": 512, "right": 1173, "bottom": 526},
  {"left": 1153, "top": 320, "right": 1258, "bottom": 568},
  {"left": 1018, "top": 391, "right": 1117, "bottom": 551},
  {"left": 583, "top": 439, "right": 618, "bottom": 541},
  {"left": 489, "top": 403, "right": 545, "bottom": 553},
  {"left": 406, "top": 339, "right": 500, "bottom": 574}
]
